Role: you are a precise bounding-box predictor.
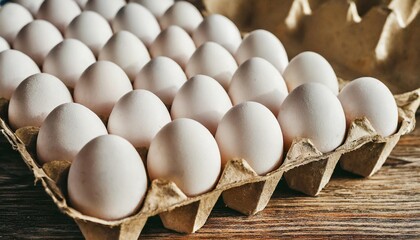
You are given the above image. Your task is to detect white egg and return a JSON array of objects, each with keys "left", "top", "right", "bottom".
[
  {"left": 65, "top": 11, "right": 113, "bottom": 56},
  {"left": 74, "top": 61, "right": 133, "bottom": 119},
  {"left": 0, "top": 36, "right": 10, "bottom": 52},
  {"left": 108, "top": 90, "right": 171, "bottom": 149},
  {"left": 159, "top": 1, "right": 203, "bottom": 34},
  {"left": 0, "top": 49, "right": 40, "bottom": 99},
  {"left": 37, "top": 0, "right": 81, "bottom": 33},
  {"left": 36, "top": 102, "right": 108, "bottom": 164},
  {"left": 215, "top": 101, "right": 284, "bottom": 175},
  {"left": 235, "top": 29, "right": 288, "bottom": 74},
  {"left": 132, "top": 0, "right": 174, "bottom": 18},
  {"left": 73, "top": 0, "right": 87, "bottom": 9},
  {"left": 185, "top": 42, "right": 237, "bottom": 89},
  {"left": 0, "top": 3, "right": 33, "bottom": 44},
  {"left": 171, "top": 75, "right": 232, "bottom": 135},
  {"left": 283, "top": 51, "right": 339, "bottom": 95},
  {"left": 11, "top": 0, "right": 44, "bottom": 16},
  {"left": 134, "top": 56, "right": 187, "bottom": 106},
  {"left": 99, "top": 31, "right": 150, "bottom": 82},
  {"left": 8, "top": 73, "right": 73, "bottom": 130},
  {"left": 338, "top": 77, "right": 398, "bottom": 137},
  {"left": 43, "top": 39, "right": 96, "bottom": 89},
  {"left": 192, "top": 14, "right": 241, "bottom": 55},
  {"left": 68, "top": 134, "right": 148, "bottom": 221},
  {"left": 84, "top": 0, "right": 126, "bottom": 22},
  {"left": 149, "top": 25, "right": 195, "bottom": 68},
  {"left": 278, "top": 83, "right": 346, "bottom": 153},
  {"left": 112, "top": 3, "right": 161, "bottom": 47},
  {"left": 13, "top": 20, "right": 63, "bottom": 66},
  {"left": 148, "top": 118, "right": 221, "bottom": 196},
  {"left": 229, "top": 57, "right": 288, "bottom": 115}
]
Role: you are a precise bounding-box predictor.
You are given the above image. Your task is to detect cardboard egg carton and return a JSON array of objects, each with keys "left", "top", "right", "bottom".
[
  {"left": 0, "top": 85, "right": 419, "bottom": 239},
  {"left": 201, "top": 0, "right": 420, "bottom": 93}
]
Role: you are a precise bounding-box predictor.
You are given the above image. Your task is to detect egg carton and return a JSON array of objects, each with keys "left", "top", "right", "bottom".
[
  {"left": 201, "top": 0, "right": 420, "bottom": 93},
  {"left": 0, "top": 84, "right": 419, "bottom": 239}
]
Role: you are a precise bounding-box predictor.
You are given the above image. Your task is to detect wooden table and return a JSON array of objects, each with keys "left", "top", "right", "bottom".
[{"left": 1, "top": 116, "right": 419, "bottom": 239}]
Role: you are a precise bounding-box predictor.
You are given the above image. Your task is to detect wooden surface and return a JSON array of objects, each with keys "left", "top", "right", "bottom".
[{"left": 0, "top": 116, "right": 419, "bottom": 239}]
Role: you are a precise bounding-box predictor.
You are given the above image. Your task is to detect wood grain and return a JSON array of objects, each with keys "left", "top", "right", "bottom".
[{"left": 0, "top": 116, "right": 419, "bottom": 239}]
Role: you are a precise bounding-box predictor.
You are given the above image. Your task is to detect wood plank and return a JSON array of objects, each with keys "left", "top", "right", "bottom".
[{"left": 0, "top": 116, "right": 419, "bottom": 239}]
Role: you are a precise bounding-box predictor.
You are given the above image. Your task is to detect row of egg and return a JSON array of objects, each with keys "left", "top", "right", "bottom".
[{"left": 1, "top": 0, "right": 399, "bottom": 222}]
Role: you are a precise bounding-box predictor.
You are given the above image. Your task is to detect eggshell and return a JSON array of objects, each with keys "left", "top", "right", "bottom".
[
  {"left": 235, "top": 29, "right": 289, "bottom": 74},
  {"left": 36, "top": 102, "right": 108, "bottom": 164},
  {"left": 112, "top": 3, "right": 161, "bottom": 47},
  {"left": 0, "top": 49, "right": 40, "bottom": 99},
  {"left": 148, "top": 118, "right": 221, "bottom": 197},
  {"left": 159, "top": 1, "right": 203, "bottom": 34},
  {"left": 68, "top": 134, "right": 148, "bottom": 221},
  {"left": 283, "top": 51, "right": 339, "bottom": 95},
  {"left": 11, "top": 0, "right": 44, "bottom": 16},
  {"left": 74, "top": 61, "right": 133, "bottom": 119},
  {"left": 99, "top": 31, "right": 150, "bottom": 81},
  {"left": 192, "top": 14, "right": 241, "bottom": 55},
  {"left": 228, "top": 57, "right": 288, "bottom": 115},
  {"left": 132, "top": 0, "right": 174, "bottom": 18},
  {"left": 8, "top": 73, "right": 73, "bottom": 129},
  {"left": 338, "top": 77, "right": 398, "bottom": 137},
  {"left": 43, "top": 39, "right": 96, "bottom": 89},
  {"left": 13, "top": 20, "right": 63, "bottom": 66},
  {"left": 37, "top": 0, "right": 81, "bottom": 33},
  {"left": 65, "top": 11, "right": 113, "bottom": 56},
  {"left": 134, "top": 56, "right": 187, "bottom": 106},
  {"left": 73, "top": 0, "right": 87, "bottom": 9},
  {"left": 215, "top": 101, "right": 284, "bottom": 175},
  {"left": 84, "top": 0, "right": 126, "bottom": 22},
  {"left": 185, "top": 42, "right": 237, "bottom": 89},
  {"left": 149, "top": 25, "right": 195, "bottom": 68},
  {"left": 278, "top": 83, "right": 346, "bottom": 153},
  {"left": 0, "top": 3, "right": 33, "bottom": 44},
  {"left": 108, "top": 90, "right": 171, "bottom": 149},
  {"left": 171, "top": 75, "right": 232, "bottom": 135},
  {"left": 0, "top": 36, "right": 10, "bottom": 52}
]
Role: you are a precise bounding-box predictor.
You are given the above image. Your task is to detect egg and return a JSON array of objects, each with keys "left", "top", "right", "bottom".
[
  {"left": 338, "top": 77, "right": 398, "bottom": 137},
  {"left": 283, "top": 51, "right": 339, "bottom": 95},
  {"left": 0, "top": 36, "right": 10, "bottom": 52},
  {"left": 278, "top": 83, "right": 346, "bottom": 153},
  {"left": 171, "top": 75, "right": 232, "bottom": 135},
  {"left": 37, "top": 0, "right": 81, "bottom": 33},
  {"left": 132, "top": 0, "right": 174, "bottom": 18},
  {"left": 235, "top": 29, "right": 289, "bottom": 74},
  {"left": 36, "top": 102, "right": 108, "bottom": 164},
  {"left": 84, "top": 0, "right": 126, "bottom": 22},
  {"left": 134, "top": 56, "right": 187, "bottom": 106},
  {"left": 108, "top": 90, "right": 171, "bottom": 149},
  {"left": 68, "top": 134, "right": 148, "bottom": 221},
  {"left": 0, "top": 3, "right": 33, "bottom": 44},
  {"left": 43, "top": 39, "right": 96, "bottom": 89},
  {"left": 74, "top": 61, "right": 133, "bottom": 119},
  {"left": 159, "top": 1, "right": 203, "bottom": 34},
  {"left": 185, "top": 42, "right": 237, "bottom": 89},
  {"left": 13, "top": 20, "right": 63, "bottom": 66},
  {"left": 73, "top": 0, "right": 87, "bottom": 9},
  {"left": 192, "top": 14, "right": 241, "bottom": 55},
  {"left": 99, "top": 31, "right": 150, "bottom": 81},
  {"left": 228, "top": 57, "right": 288, "bottom": 115},
  {"left": 149, "top": 25, "right": 195, "bottom": 68},
  {"left": 11, "top": 0, "right": 44, "bottom": 16},
  {"left": 215, "top": 101, "right": 284, "bottom": 175},
  {"left": 8, "top": 73, "right": 73, "bottom": 130},
  {"left": 148, "top": 118, "right": 221, "bottom": 196},
  {"left": 65, "top": 11, "right": 113, "bottom": 56},
  {"left": 112, "top": 3, "right": 161, "bottom": 47},
  {"left": 0, "top": 49, "right": 40, "bottom": 99}
]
